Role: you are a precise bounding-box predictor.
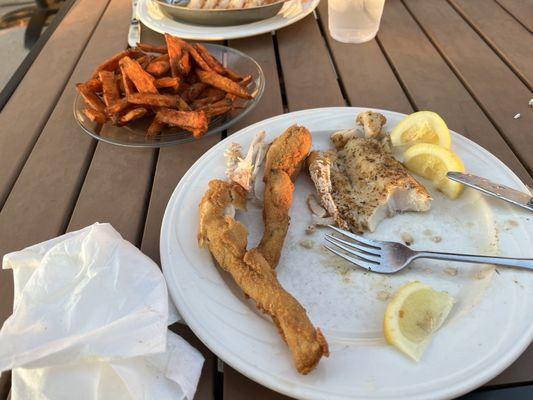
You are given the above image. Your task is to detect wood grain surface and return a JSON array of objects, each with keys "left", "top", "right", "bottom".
[{"left": 1, "top": 0, "right": 532, "bottom": 398}]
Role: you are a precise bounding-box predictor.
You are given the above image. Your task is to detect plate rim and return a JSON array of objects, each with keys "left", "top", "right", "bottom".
[
  {"left": 160, "top": 107, "right": 533, "bottom": 400},
  {"left": 138, "top": 0, "right": 320, "bottom": 40}
]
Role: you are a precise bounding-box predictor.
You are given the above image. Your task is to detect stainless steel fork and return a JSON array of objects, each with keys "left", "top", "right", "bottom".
[{"left": 324, "top": 225, "right": 533, "bottom": 274}]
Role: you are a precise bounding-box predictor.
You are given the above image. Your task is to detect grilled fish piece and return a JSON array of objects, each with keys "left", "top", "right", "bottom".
[{"left": 308, "top": 112, "right": 431, "bottom": 233}]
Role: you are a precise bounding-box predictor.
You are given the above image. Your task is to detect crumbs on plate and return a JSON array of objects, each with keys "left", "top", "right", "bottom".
[{"left": 299, "top": 239, "right": 315, "bottom": 249}]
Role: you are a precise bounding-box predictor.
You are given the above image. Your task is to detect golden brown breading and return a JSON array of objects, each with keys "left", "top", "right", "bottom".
[
  {"left": 263, "top": 125, "right": 313, "bottom": 181},
  {"left": 257, "top": 170, "right": 293, "bottom": 268},
  {"left": 198, "top": 180, "right": 328, "bottom": 374},
  {"left": 257, "top": 125, "right": 312, "bottom": 268}
]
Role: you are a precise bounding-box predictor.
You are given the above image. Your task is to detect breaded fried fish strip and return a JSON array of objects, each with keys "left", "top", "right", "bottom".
[
  {"left": 257, "top": 125, "right": 312, "bottom": 268},
  {"left": 198, "top": 180, "right": 328, "bottom": 374}
]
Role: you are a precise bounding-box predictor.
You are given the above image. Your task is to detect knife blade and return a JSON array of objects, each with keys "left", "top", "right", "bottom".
[
  {"left": 447, "top": 171, "right": 533, "bottom": 212},
  {"left": 128, "top": 0, "right": 141, "bottom": 48}
]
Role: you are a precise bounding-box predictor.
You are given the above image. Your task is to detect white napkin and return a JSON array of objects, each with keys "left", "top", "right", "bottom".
[{"left": 0, "top": 223, "right": 204, "bottom": 400}]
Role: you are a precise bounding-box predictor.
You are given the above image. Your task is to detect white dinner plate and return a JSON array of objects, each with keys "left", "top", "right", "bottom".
[
  {"left": 160, "top": 107, "right": 533, "bottom": 400},
  {"left": 138, "top": 0, "right": 320, "bottom": 40}
]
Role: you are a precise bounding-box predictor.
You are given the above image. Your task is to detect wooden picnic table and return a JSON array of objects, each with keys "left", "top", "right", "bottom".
[{"left": 0, "top": 0, "right": 531, "bottom": 398}]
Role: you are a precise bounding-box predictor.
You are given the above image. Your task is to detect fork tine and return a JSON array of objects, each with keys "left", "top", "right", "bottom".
[
  {"left": 323, "top": 245, "right": 376, "bottom": 272},
  {"left": 325, "top": 235, "right": 381, "bottom": 262},
  {"left": 324, "top": 234, "right": 381, "bottom": 256},
  {"left": 328, "top": 225, "right": 381, "bottom": 248}
]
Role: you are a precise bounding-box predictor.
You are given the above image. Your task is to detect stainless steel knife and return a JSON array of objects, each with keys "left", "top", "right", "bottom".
[
  {"left": 447, "top": 171, "right": 533, "bottom": 212},
  {"left": 128, "top": 0, "right": 141, "bottom": 48}
]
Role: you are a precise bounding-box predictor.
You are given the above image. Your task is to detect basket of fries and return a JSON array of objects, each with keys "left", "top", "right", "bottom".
[{"left": 74, "top": 34, "right": 264, "bottom": 147}]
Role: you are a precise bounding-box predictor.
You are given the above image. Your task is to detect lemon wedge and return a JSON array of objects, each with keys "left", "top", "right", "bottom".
[
  {"left": 390, "top": 111, "right": 451, "bottom": 149},
  {"left": 403, "top": 143, "right": 465, "bottom": 199},
  {"left": 384, "top": 281, "right": 455, "bottom": 361}
]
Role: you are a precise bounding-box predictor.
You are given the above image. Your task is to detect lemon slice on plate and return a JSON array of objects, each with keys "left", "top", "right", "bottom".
[
  {"left": 390, "top": 111, "right": 451, "bottom": 149},
  {"left": 404, "top": 143, "right": 465, "bottom": 199},
  {"left": 384, "top": 281, "right": 455, "bottom": 361}
]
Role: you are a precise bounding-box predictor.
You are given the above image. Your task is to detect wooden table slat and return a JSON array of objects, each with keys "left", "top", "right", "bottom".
[
  {"left": 65, "top": 0, "right": 160, "bottom": 245},
  {"left": 228, "top": 34, "right": 285, "bottom": 132},
  {"left": 224, "top": 365, "right": 292, "bottom": 400},
  {"left": 450, "top": 0, "right": 533, "bottom": 89},
  {"left": 140, "top": 137, "right": 221, "bottom": 264},
  {"left": 0, "top": 0, "right": 154, "bottom": 394},
  {"left": 67, "top": 145, "right": 157, "bottom": 244},
  {"left": 495, "top": 0, "right": 533, "bottom": 32},
  {"left": 377, "top": 0, "right": 532, "bottom": 187},
  {"left": 403, "top": 0, "right": 533, "bottom": 175},
  {"left": 0, "top": 0, "right": 111, "bottom": 208},
  {"left": 316, "top": 1, "right": 413, "bottom": 114},
  {"left": 276, "top": 14, "right": 346, "bottom": 110}
]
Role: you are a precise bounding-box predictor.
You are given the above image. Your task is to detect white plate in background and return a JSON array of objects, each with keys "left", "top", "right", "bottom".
[{"left": 137, "top": 0, "right": 319, "bottom": 40}]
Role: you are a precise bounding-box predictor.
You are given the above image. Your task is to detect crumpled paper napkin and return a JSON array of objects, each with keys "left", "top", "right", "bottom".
[{"left": 0, "top": 223, "right": 203, "bottom": 400}]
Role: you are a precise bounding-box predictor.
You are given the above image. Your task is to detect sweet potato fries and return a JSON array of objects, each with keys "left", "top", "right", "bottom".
[{"left": 76, "top": 33, "right": 254, "bottom": 139}]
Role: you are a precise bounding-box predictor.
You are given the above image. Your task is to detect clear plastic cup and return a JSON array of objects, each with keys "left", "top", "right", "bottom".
[{"left": 328, "top": 0, "right": 386, "bottom": 44}]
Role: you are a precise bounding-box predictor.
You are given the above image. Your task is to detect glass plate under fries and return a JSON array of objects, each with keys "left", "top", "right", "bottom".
[{"left": 73, "top": 43, "right": 265, "bottom": 148}]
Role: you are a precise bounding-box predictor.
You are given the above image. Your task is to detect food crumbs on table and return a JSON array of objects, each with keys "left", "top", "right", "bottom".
[
  {"left": 444, "top": 267, "right": 458, "bottom": 276},
  {"left": 474, "top": 269, "right": 491, "bottom": 280},
  {"left": 306, "top": 225, "right": 316, "bottom": 235},
  {"left": 513, "top": 113, "right": 521, "bottom": 119},
  {"left": 513, "top": 279, "right": 524, "bottom": 289},
  {"left": 299, "top": 239, "right": 315, "bottom": 249},
  {"left": 376, "top": 290, "right": 390, "bottom": 301},
  {"left": 423, "top": 229, "right": 432, "bottom": 236},
  {"left": 401, "top": 232, "right": 414, "bottom": 246},
  {"left": 506, "top": 219, "right": 518, "bottom": 230},
  {"left": 432, "top": 235, "right": 442, "bottom": 243}
]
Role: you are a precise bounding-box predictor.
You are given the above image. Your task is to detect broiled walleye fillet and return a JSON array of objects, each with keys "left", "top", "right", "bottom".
[
  {"left": 198, "top": 180, "right": 328, "bottom": 374},
  {"left": 308, "top": 112, "right": 431, "bottom": 233},
  {"left": 257, "top": 125, "right": 312, "bottom": 268}
]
